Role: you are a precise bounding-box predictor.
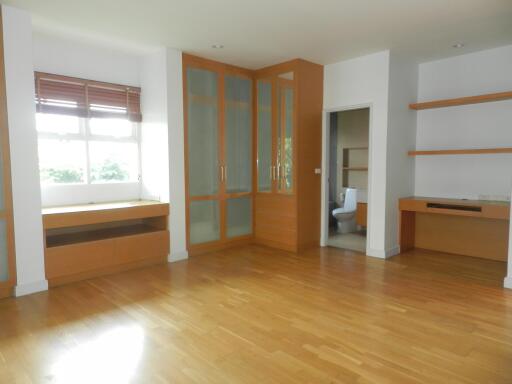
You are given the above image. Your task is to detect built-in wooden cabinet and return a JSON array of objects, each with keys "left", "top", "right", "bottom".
[
  {"left": 256, "top": 74, "right": 296, "bottom": 195},
  {"left": 356, "top": 202, "right": 368, "bottom": 227},
  {"left": 42, "top": 201, "right": 170, "bottom": 286},
  {"left": 183, "top": 55, "right": 254, "bottom": 255},
  {"left": 254, "top": 60, "right": 323, "bottom": 252},
  {"left": 183, "top": 55, "right": 323, "bottom": 255},
  {"left": 0, "top": 12, "right": 16, "bottom": 299}
]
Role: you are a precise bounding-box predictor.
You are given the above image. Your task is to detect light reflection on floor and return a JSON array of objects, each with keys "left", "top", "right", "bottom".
[{"left": 51, "top": 325, "right": 144, "bottom": 384}]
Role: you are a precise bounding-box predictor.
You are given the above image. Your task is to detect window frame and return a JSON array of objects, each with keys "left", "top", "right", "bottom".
[{"left": 36, "top": 113, "right": 141, "bottom": 186}]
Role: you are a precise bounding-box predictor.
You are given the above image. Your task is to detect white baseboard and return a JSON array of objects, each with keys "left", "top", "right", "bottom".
[
  {"left": 504, "top": 276, "right": 512, "bottom": 289},
  {"left": 168, "top": 250, "right": 188, "bottom": 263},
  {"left": 366, "top": 246, "right": 400, "bottom": 259},
  {"left": 15, "top": 279, "right": 48, "bottom": 297}
]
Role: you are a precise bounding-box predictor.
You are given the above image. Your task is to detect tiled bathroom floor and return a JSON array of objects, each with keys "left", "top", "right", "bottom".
[{"left": 327, "top": 229, "right": 366, "bottom": 252}]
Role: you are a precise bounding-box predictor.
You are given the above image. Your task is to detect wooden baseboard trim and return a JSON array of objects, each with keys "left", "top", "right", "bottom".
[
  {"left": 0, "top": 285, "right": 13, "bottom": 299},
  {"left": 188, "top": 237, "right": 254, "bottom": 256}
]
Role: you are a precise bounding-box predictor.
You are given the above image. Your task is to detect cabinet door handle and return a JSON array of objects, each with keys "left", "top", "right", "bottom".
[
  {"left": 276, "top": 164, "right": 281, "bottom": 180},
  {"left": 224, "top": 165, "right": 227, "bottom": 182},
  {"left": 219, "top": 165, "right": 224, "bottom": 182}
]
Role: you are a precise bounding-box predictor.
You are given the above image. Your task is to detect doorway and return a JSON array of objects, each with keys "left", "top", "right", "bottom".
[{"left": 324, "top": 107, "right": 370, "bottom": 252}]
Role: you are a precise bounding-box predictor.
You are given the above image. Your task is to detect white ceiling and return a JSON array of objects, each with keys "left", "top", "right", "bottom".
[{"left": 4, "top": 0, "right": 512, "bottom": 69}]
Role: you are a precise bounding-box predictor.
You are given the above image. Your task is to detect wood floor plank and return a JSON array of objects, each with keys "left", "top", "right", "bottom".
[{"left": 0, "top": 246, "right": 511, "bottom": 383}]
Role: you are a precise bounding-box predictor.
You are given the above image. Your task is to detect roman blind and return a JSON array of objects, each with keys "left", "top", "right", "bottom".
[{"left": 34, "top": 72, "right": 142, "bottom": 122}]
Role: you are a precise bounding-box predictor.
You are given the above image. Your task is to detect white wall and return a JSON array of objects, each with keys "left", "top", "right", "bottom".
[
  {"left": 2, "top": 5, "right": 47, "bottom": 296},
  {"left": 33, "top": 33, "right": 141, "bottom": 86},
  {"left": 140, "top": 50, "right": 169, "bottom": 202},
  {"left": 165, "top": 49, "right": 187, "bottom": 261},
  {"left": 323, "top": 51, "right": 391, "bottom": 257},
  {"left": 415, "top": 45, "right": 512, "bottom": 200},
  {"left": 41, "top": 184, "right": 141, "bottom": 207},
  {"left": 140, "top": 48, "right": 187, "bottom": 262},
  {"left": 385, "top": 52, "right": 418, "bottom": 252}
]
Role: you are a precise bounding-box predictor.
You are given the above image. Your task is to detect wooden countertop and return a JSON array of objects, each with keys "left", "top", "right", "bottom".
[
  {"left": 42, "top": 200, "right": 169, "bottom": 229},
  {"left": 42, "top": 200, "right": 166, "bottom": 215},
  {"left": 399, "top": 196, "right": 510, "bottom": 220}
]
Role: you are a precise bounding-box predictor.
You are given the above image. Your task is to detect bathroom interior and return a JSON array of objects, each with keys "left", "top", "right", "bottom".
[{"left": 328, "top": 107, "right": 369, "bottom": 252}]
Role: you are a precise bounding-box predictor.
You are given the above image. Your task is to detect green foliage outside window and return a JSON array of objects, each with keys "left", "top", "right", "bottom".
[
  {"left": 41, "top": 158, "right": 129, "bottom": 184},
  {"left": 91, "top": 159, "right": 129, "bottom": 182},
  {"left": 40, "top": 168, "right": 83, "bottom": 184}
]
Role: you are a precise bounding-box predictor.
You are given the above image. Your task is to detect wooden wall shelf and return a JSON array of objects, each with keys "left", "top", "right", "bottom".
[
  {"left": 409, "top": 91, "right": 512, "bottom": 110},
  {"left": 342, "top": 147, "right": 369, "bottom": 188},
  {"left": 408, "top": 148, "right": 512, "bottom": 157}
]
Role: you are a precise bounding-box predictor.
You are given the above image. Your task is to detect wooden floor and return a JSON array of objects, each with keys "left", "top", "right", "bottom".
[{"left": 1, "top": 246, "right": 511, "bottom": 383}]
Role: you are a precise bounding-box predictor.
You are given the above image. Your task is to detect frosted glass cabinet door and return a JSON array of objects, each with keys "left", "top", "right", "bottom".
[
  {"left": 0, "top": 220, "right": 8, "bottom": 282},
  {"left": 282, "top": 87, "right": 294, "bottom": 192},
  {"left": 257, "top": 81, "right": 272, "bottom": 192},
  {"left": 277, "top": 84, "right": 294, "bottom": 193},
  {"left": 189, "top": 200, "right": 220, "bottom": 244},
  {"left": 226, "top": 197, "right": 252, "bottom": 238},
  {"left": 225, "top": 75, "right": 252, "bottom": 193},
  {"left": 187, "top": 68, "right": 219, "bottom": 197}
]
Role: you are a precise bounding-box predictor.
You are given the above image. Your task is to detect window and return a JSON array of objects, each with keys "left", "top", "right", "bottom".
[
  {"left": 34, "top": 72, "right": 142, "bottom": 186},
  {"left": 37, "top": 114, "right": 140, "bottom": 184}
]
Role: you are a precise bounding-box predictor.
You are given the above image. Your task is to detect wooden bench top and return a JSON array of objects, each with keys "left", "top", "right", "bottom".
[{"left": 42, "top": 200, "right": 169, "bottom": 229}]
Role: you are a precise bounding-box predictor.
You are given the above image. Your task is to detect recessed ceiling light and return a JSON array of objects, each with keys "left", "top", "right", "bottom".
[
  {"left": 452, "top": 43, "right": 465, "bottom": 48},
  {"left": 212, "top": 44, "right": 224, "bottom": 49}
]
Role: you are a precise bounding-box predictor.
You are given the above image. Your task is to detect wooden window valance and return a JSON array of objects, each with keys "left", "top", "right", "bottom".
[{"left": 34, "top": 72, "right": 142, "bottom": 122}]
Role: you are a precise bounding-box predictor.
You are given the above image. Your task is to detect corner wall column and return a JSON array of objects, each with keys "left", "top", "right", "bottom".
[{"left": 2, "top": 5, "right": 47, "bottom": 296}]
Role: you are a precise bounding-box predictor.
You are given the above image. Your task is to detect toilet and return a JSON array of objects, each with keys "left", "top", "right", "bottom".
[{"left": 332, "top": 188, "right": 357, "bottom": 233}]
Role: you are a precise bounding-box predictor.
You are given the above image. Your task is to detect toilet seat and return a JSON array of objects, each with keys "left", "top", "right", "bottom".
[
  {"left": 332, "top": 206, "right": 356, "bottom": 216},
  {"left": 332, "top": 188, "right": 358, "bottom": 233}
]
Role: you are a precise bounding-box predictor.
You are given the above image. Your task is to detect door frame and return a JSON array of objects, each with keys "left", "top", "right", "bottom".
[{"left": 320, "top": 103, "right": 374, "bottom": 254}]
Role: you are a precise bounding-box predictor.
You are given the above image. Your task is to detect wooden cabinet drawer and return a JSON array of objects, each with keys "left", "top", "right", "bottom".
[
  {"left": 115, "top": 230, "right": 170, "bottom": 264},
  {"left": 356, "top": 202, "right": 367, "bottom": 227},
  {"left": 45, "top": 230, "right": 170, "bottom": 284},
  {"left": 46, "top": 239, "right": 116, "bottom": 279}
]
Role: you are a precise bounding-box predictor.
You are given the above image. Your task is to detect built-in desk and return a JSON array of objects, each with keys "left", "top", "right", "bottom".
[
  {"left": 399, "top": 197, "right": 510, "bottom": 261},
  {"left": 43, "top": 200, "right": 170, "bottom": 286}
]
